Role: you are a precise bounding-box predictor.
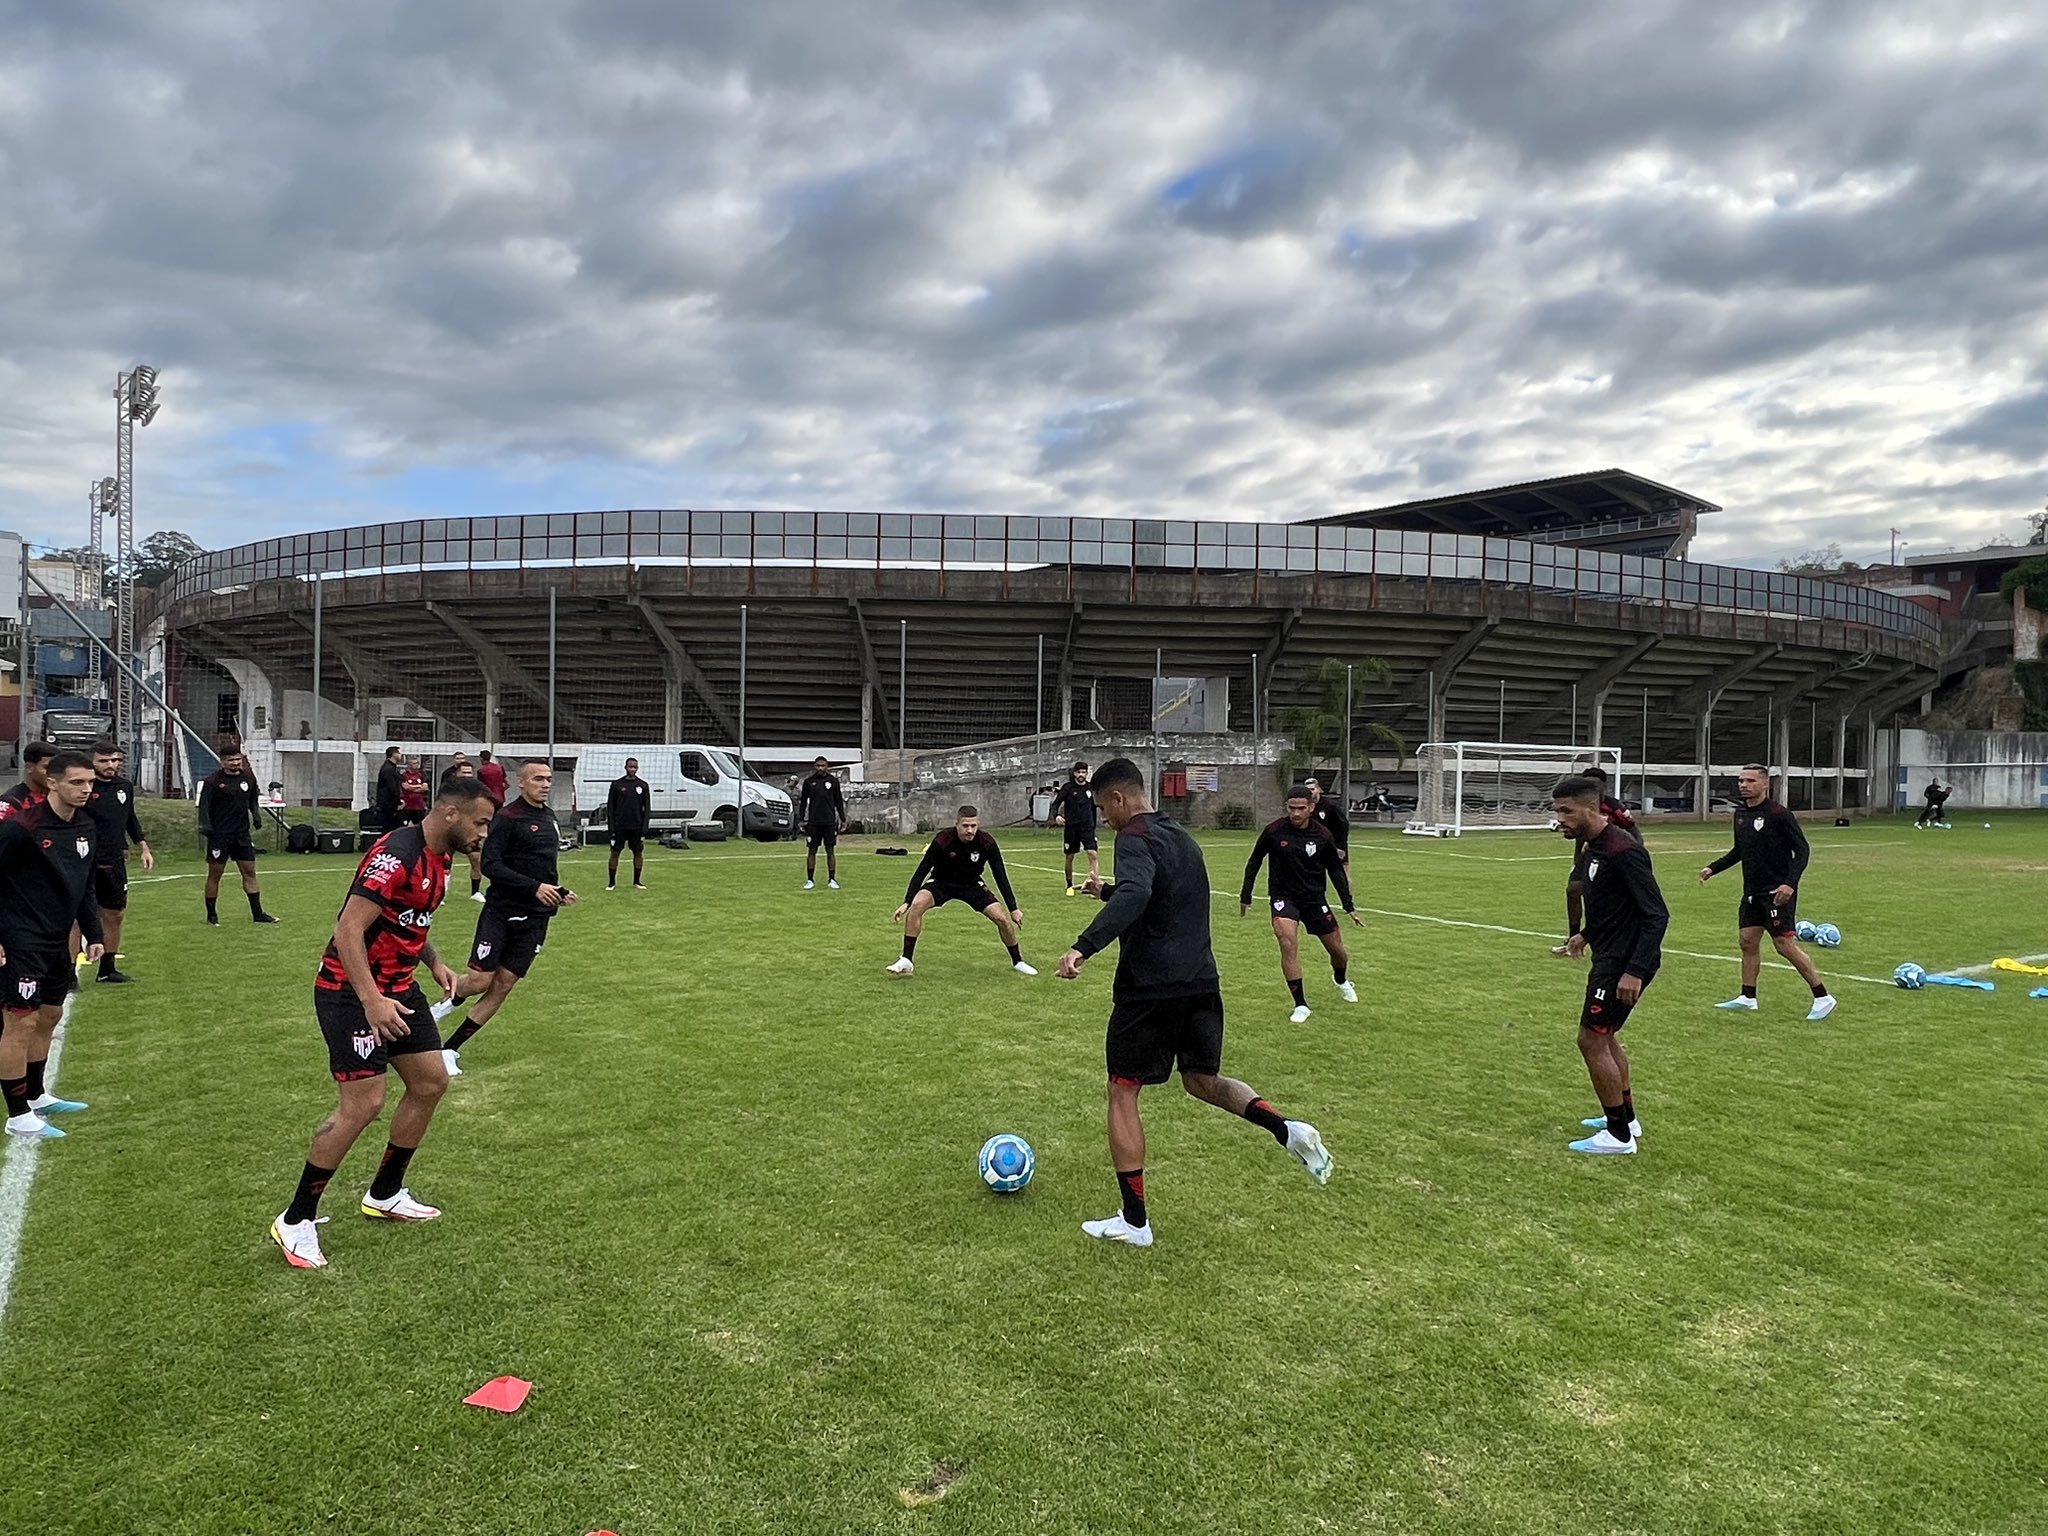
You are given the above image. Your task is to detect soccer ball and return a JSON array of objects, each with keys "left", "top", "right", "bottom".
[
  {"left": 1893, "top": 963, "right": 1926, "bottom": 990},
  {"left": 978, "top": 1134, "right": 1035, "bottom": 1194},
  {"left": 1814, "top": 923, "right": 1842, "bottom": 948},
  {"left": 1794, "top": 920, "right": 1817, "bottom": 941}
]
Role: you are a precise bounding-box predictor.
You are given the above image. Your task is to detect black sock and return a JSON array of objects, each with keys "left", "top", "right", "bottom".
[
  {"left": 1006, "top": 943, "right": 1024, "bottom": 964},
  {"left": 25, "top": 1059, "right": 46, "bottom": 1101},
  {"left": 445, "top": 1018, "right": 483, "bottom": 1053},
  {"left": 1332, "top": 962, "right": 1347, "bottom": 985},
  {"left": 1287, "top": 977, "right": 1306, "bottom": 1007},
  {"left": 284, "top": 1161, "right": 336, "bottom": 1224},
  {"left": 902, "top": 936, "right": 918, "bottom": 961},
  {"left": 1, "top": 1075, "right": 29, "bottom": 1118},
  {"left": 1741, "top": 984, "right": 1757, "bottom": 999},
  {"left": 1604, "top": 1103, "right": 1632, "bottom": 1142},
  {"left": 1811, "top": 983, "right": 1829, "bottom": 999},
  {"left": 246, "top": 891, "right": 266, "bottom": 920},
  {"left": 367, "top": 1142, "right": 417, "bottom": 1201},
  {"left": 205, "top": 897, "right": 218, "bottom": 921},
  {"left": 1116, "top": 1168, "right": 1148, "bottom": 1228},
  {"left": 98, "top": 952, "right": 116, "bottom": 977},
  {"left": 1243, "top": 1096, "right": 1289, "bottom": 1145},
  {"left": 471, "top": 877, "right": 481, "bottom": 895},
  {"left": 1622, "top": 1090, "right": 1635, "bottom": 1120}
]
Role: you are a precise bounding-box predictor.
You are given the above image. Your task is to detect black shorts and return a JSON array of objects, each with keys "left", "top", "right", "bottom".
[
  {"left": 609, "top": 830, "right": 645, "bottom": 853},
  {"left": 927, "top": 883, "right": 1002, "bottom": 912},
  {"left": 1580, "top": 972, "right": 1646, "bottom": 1034},
  {"left": 1, "top": 951, "right": 73, "bottom": 1014},
  {"left": 206, "top": 838, "right": 258, "bottom": 865},
  {"left": 314, "top": 983, "right": 442, "bottom": 1082},
  {"left": 805, "top": 825, "right": 838, "bottom": 850},
  {"left": 1064, "top": 829, "right": 1099, "bottom": 855},
  {"left": 1739, "top": 890, "right": 1798, "bottom": 938},
  {"left": 1107, "top": 991, "right": 1226, "bottom": 1085},
  {"left": 93, "top": 860, "right": 129, "bottom": 912},
  {"left": 470, "top": 906, "right": 550, "bottom": 977},
  {"left": 1268, "top": 897, "right": 1338, "bottom": 938}
]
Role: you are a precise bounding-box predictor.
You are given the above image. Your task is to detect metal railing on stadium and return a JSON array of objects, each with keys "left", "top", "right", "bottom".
[{"left": 151, "top": 510, "right": 1939, "bottom": 643}]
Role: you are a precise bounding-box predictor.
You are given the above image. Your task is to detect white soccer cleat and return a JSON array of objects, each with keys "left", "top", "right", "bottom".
[
  {"left": 4, "top": 1112, "right": 63, "bottom": 1141},
  {"left": 430, "top": 999, "right": 459, "bottom": 1024},
  {"left": 1581, "top": 1116, "right": 1644, "bottom": 1140},
  {"left": 828, "top": 879, "right": 839, "bottom": 890},
  {"left": 1713, "top": 995, "right": 1760, "bottom": 1012},
  {"left": 1568, "top": 1129, "right": 1638, "bottom": 1156},
  {"left": 1336, "top": 980, "right": 1358, "bottom": 1004},
  {"left": 1806, "top": 995, "right": 1838, "bottom": 1022},
  {"left": 1284, "top": 1120, "right": 1334, "bottom": 1184},
  {"left": 1013, "top": 960, "right": 1038, "bottom": 976},
  {"left": 270, "top": 1213, "right": 328, "bottom": 1269},
  {"left": 803, "top": 880, "right": 815, "bottom": 890},
  {"left": 1289, "top": 1004, "right": 1312, "bottom": 1024},
  {"left": 885, "top": 957, "right": 915, "bottom": 977},
  {"left": 361, "top": 1187, "right": 442, "bottom": 1222},
  {"left": 441, "top": 1049, "right": 463, "bottom": 1077},
  {"left": 470, "top": 890, "right": 486, "bottom": 903},
  {"left": 1081, "top": 1212, "right": 1154, "bottom": 1247}
]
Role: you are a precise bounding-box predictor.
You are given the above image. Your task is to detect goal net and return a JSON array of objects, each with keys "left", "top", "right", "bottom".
[{"left": 1406, "top": 742, "right": 1623, "bottom": 836}]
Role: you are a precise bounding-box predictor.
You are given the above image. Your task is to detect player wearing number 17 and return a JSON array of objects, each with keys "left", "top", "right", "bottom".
[
  {"left": 1550, "top": 775, "right": 1668, "bottom": 1156},
  {"left": 269, "top": 778, "right": 499, "bottom": 1270}
]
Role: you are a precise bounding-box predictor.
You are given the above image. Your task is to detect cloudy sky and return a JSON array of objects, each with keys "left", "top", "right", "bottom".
[{"left": 3, "top": 0, "right": 2045, "bottom": 567}]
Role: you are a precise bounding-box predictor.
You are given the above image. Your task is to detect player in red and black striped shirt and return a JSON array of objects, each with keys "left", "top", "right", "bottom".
[{"left": 269, "top": 778, "right": 497, "bottom": 1271}]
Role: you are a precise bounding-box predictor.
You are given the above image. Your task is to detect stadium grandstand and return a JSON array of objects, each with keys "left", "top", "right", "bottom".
[{"left": 137, "top": 468, "right": 1945, "bottom": 827}]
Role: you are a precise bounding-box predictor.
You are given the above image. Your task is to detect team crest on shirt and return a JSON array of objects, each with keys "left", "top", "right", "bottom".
[
  {"left": 352, "top": 1032, "right": 376, "bottom": 1060},
  {"left": 476, "top": 941, "right": 493, "bottom": 958},
  {"left": 1305, "top": 840, "right": 1318, "bottom": 857},
  {"left": 75, "top": 836, "right": 91, "bottom": 859},
  {"left": 1274, "top": 900, "right": 1286, "bottom": 912},
  {"left": 117, "top": 789, "right": 127, "bottom": 804},
  {"left": 970, "top": 852, "right": 982, "bottom": 863},
  {"left": 1586, "top": 860, "right": 1599, "bottom": 881},
  {"left": 1753, "top": 816, "right": 1764, "bottom": 831}
]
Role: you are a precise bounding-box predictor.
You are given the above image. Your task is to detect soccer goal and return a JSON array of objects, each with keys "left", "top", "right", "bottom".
[{"left": 1405, "top": 742, "right": 1623, "bottom": 836}]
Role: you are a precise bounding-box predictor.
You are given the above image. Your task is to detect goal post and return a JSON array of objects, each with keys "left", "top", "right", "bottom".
[{"left": 1405, "top": 742, "right": 1623, "bottom": 836}]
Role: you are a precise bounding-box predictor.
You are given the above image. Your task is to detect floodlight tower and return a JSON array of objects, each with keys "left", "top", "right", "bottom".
[{"left": 113, "top": 366, "right": 159, "bottom": 752}]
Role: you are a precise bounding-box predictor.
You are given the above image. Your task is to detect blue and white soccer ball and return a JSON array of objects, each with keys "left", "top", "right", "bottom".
[
  {"left": 978, "top": 1133, "right": 1035, "bottom": 1194},
  {"left": 1794, "top": 920, "right": 1817, "bottom": 941},
  {"left": 1894, "top": 963, "right": 1926, "bottom": 990},
  {"left": 1814, "top": 923, "right": 1842, "bottom": 948}
]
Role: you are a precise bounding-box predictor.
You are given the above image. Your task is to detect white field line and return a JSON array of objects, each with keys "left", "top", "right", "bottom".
[
  {"left": 0, "top": 993, "right": 71, "bottom": 1346},
  {"left": 1007, "top": 861, "right": 1897, "bottom": 988}
]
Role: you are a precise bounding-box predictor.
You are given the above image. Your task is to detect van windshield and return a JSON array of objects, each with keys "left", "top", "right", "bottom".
[{"left": 706, "top": 749, "right": 774, "bottom": 786}]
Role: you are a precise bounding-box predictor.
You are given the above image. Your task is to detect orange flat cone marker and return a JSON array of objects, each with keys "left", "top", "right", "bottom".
[{"left": 462, "top": 1376, "right": 534, "bottom": 1413}]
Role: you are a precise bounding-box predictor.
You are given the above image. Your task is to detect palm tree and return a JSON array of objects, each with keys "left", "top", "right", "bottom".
[{"left": 1275, "top": 656, "right": 1405, "bottom": 791}]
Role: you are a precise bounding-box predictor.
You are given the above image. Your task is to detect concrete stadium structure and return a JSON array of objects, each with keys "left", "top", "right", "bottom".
[{"left": 146, "top": 470, "right": 1948, "bottom": 817}]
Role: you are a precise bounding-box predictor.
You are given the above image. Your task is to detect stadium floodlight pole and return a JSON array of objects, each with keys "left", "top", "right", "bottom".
[
  {"left": 310, "top": 575, "right": 322, "bottom": 836},
  {"left": 897, "top": 619, "right": 907, "bottom": 834},
  {"left": 1035, "top": 633, "right": 1044, "bottom": 797},
  {"left": 547, "top": 586, "right": 557, "bottom": 766},
  {"left": 1250, "top": 651, "right": 1261, "bottom": 826},
  {"left": 1640, "top": 687, "right": 1649, "bottom": 813},
  {"left": 1343, "top": 663, "right": 1354, "bottom": 808},
  {"left": 1153, "top": 647, "right": 1163, "bottom": 800},
  {"left": 737, "top": 603, "right": 748, "bottom": 783},
  {"left": 14, "top": 536, "right": 27, "bottom": 770},
  {"left": 113, "top": 365, "right": 159, "bottom": 767}
]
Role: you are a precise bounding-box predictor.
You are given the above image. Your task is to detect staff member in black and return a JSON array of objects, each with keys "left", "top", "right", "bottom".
[
  {"left": 0, "top": 752, "right": 104, "bottom": 1140},
  {"left": 1700, "top": 763, "right": 1834, "bottom": 1022},
  {"left": 1240, "top": 785, "right": 1363, "bottom": 1023},
  {"left": 606, "top": 757, "right": 652, "bottom": 891},
  {"left": 83, "top": 740, "right": 154, "bottom": 983},
  {"left": 1300, "top": 775, "right": 1351, "bottom": 864},
  {"left": 1049, "top": 762, "right": 1100, "bottom": 896},
  {"left": 375, "top": 745, "right": 405, "bottom": 829},
  {"left": 1, "top": 741, "right": 56, "bottom": 820},
  {"left": 1057, "top": 757, "right": 1333, "bottom": 1249},
  {"left": 888, "top": 806, "right": 1032, "bottom": 977},
  {"left": 798, "top": 756, "right": 846, "bottom": 891},
  {"left": 199, "top": 739, "right": 278, "bottom": 926},
  {"left": 1551, "top": 775, "right": 1668, "bottom": 1155},
  {"left": 433, "top": 760, "right": 578, "bottom": 1075}
]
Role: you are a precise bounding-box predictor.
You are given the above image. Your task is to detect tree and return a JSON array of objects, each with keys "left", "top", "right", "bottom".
[
  {"left": 1998, "top": 555, "right": 2048, "bottom": 611},
  {"left": 133, "top": 530, "right": 205, "bottom": 589},
  {"left": 1775, "top": 542, "right": 1849, "bottom": 575},
  {"left": 1274, "top": 656, "right": 1405, "bottom": 791}
]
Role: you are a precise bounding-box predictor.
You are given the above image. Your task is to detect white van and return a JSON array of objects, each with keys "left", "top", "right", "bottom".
[{"left": 572, "top": 745, "right": 794, "bottom": 841}]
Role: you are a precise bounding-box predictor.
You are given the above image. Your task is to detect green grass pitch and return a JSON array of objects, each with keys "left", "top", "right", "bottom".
[{"left": 2, "top": 814, "right": 2045, "bottom": 1534}]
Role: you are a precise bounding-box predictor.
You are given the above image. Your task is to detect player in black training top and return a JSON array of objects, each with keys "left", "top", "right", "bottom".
[
  {"left": 1552, "top": 765, "right": 1639, "bottom": 958},
  {"left": 432, "top": 760, "right": 579, "bottom": 1075},
  {"left": 1049, "top": 761, "right": 1100, "bottom": 896},
  {"left": 198, "top": 738, "right": 277, "bottom": 926},
  {"left": 1915, "top": 777, "right": 1953, "bottom": 828},
  {"left": 1699, "top": 763, "right": 1835, "bottom": 1022},
  {"left": 1300, "top": 775, "right": 1351, "bottom": 864},
  {"left": 606, "top": 757, "right": 652, "bottom": 891},
  {"left": 1551, "top": 776, "right": 1667, "bottom": 1156},
  {"left": 889, "top": 806, "right": 1033, "bottom": 977},
  {"left": 0, "top": 752, "right": 105, "bottom": 1141},
  {"left": 1240, "top": 786, "right": 1364, "bottom": 1022},
  {"left": 1056, "top": 757, "right": 1333, "bottom": 1248},
  {"left": 82, "top": 740, "right": 153, "bottom": 984},
  {"left": 268, "top": 777, "right": 498, "bottom": 1270},
  {"left": 798, "top": 755, "right": 846, "bottom": 890},
  {"left": 0, "top": 740, "right": 57, "bottom": 823}
]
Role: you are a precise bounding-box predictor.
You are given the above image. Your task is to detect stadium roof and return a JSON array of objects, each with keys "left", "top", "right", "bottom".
[{"left": 1307, "top": 468, "right": 1719, "bottom": 556}]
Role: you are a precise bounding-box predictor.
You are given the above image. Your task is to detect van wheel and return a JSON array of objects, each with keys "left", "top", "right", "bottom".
[{"left": 715, "top": 806, "right": 739, "bottom": 836}]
